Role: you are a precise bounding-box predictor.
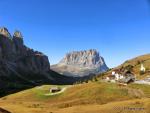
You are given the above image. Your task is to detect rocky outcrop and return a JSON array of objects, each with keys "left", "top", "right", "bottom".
[
  {"left": 51, "top": 49, "right": 108, "bottom": 77},
  {"left": 0, "top": 27, "right": 11, "bottom": 38},
  {"left": 0, "top": 27, "right": 50, "bottom": 75}
]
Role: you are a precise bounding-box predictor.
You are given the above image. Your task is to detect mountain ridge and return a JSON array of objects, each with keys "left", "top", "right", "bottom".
[{"left": 51, "top": 49, "right": 108, "bottom": 77}]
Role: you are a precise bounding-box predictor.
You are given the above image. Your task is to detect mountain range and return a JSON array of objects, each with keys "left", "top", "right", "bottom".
[
  {"left": 0, "top": 27, "right": 108, "bottom": 97},
  {"left": 0, "top": 27, "right": 150, "bottom": 113}
]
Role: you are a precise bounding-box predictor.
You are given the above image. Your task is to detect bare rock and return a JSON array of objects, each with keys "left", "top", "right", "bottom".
[
  {"left": 13, "top": 30, "right": 23, "bottom": 38},
  {"left": 0, "top": 27, "right": 50, "bottom": 77},
  {"left": 0, "top": 27, "right": 11, "bottom": 38},
  {"left": 51, "top": 49, "right": 108, "bottom": 77},
  {"left": 13, "top": 30, "right": 24, "bottom": 46}
]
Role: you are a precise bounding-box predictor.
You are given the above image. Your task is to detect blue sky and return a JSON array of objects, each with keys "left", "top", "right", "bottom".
[{"left": 0, "top": 0, "right": 150, "bottom": 68}]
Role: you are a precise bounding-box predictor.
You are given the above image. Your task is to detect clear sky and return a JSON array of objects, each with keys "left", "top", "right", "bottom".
[{"left": 0, "top": 0, "right": 150, "bottom": 68}]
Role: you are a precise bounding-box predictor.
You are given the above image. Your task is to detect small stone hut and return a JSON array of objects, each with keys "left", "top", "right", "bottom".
[{"left": 49, "top": 87, "right": 61, "bottom": 93}]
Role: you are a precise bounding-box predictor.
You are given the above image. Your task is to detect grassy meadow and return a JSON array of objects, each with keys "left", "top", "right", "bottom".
[{"left": 0, "top": 82, "right": 150, "bottom": 113}]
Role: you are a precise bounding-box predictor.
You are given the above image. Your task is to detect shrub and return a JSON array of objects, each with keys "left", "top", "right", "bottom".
[{"left": 124, "top": 65, "right": 134, "bottom": 71}]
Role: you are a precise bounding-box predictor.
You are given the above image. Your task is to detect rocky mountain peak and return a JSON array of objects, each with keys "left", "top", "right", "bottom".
[
  {"left": 52, "top": 49, "right": 108, "bottom": 77},
  {"left": 60, "top": 49, "right": 105, "bottom": 68},
  {"left": 0, "top": 26, "right": 50, "bottom": 74},
  {"left": 13, "top": 30, "right": 23, "bottom": 38},
  {"left": 0, "top": 27, "right": 11, "bottom": 38},
  {"left": 13, "top": 30, "right": 24, "bottom": 46}
]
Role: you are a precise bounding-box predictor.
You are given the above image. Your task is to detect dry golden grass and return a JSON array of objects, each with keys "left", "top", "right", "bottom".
[
  {"left": 54, "top": 98, "right": 150, "bottom": 113},
  {"left": 0, "top": 82, "right": 150, "bottom": 113}
]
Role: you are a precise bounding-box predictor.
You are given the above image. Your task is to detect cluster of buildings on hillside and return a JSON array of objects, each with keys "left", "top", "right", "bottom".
[
  {"left": 105, "top": 64, "right": 147, "bottom": 84},
  {"left": 106, "top": 70, "right": 135, "bottom": 84}
]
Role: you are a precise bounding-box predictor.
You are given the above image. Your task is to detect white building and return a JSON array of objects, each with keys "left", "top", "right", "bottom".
[
  {"left": 115, "top": 73, "right": 120, "bottom": 80},
  {"left": 119, "top": 75, "right": 124, "bottom": 79},
  {"left": 112, "top": 71, "right": 115, "bottom": 76},
  {"left": 140, "top": 64, "right": 145, "bottom": 72},
  {"left": 111, "top": 71, "right": 124, "bottom": 81},
  {"left": 106, "top": 77, "right": 110, "bottom": 81}
]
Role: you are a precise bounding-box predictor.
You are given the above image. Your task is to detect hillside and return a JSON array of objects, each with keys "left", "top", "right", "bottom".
[
  {"left": 101, "top": 54, "right": 150, "bottom": 79},
  {"left": 0, "top": 82, "right": 150, "bottom": 113}
]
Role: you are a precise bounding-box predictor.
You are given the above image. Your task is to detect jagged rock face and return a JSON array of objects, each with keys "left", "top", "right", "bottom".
[
  {"left": 13, "top": 31, "right": 24, "bottom": 48},
  {"left": 51, "top": 49, "right": 108, "bottom": 77},
  {"left": 0, "top": 30, "right": 16, "bottom": 60},
  {"left": 60, "top": 49, "right": 106, "bottom": 68},
  {"left": 0, "top": 27, "right": 50, "bottom": 76},
  {"left": 13, "top": 30, "right": 23, "bottom": 38},
  {"left": 0, "top": 27, "right": 11, "bottom": 38}
]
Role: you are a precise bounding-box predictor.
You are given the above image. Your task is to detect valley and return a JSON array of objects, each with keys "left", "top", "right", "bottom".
[
  {"left": 0, "top": 28, "right": 150, "bottom": 113},
  {"left": 1, "top": 0, "right": 150, "bottom": 112}
]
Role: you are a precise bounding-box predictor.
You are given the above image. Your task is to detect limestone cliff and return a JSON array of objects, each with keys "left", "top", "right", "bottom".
[
  {"left": 51, "top": 49, "right": 108, "bottom": 77},
  {"left": 0, "top": 27, "right": 50, "bottom": 75}
]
